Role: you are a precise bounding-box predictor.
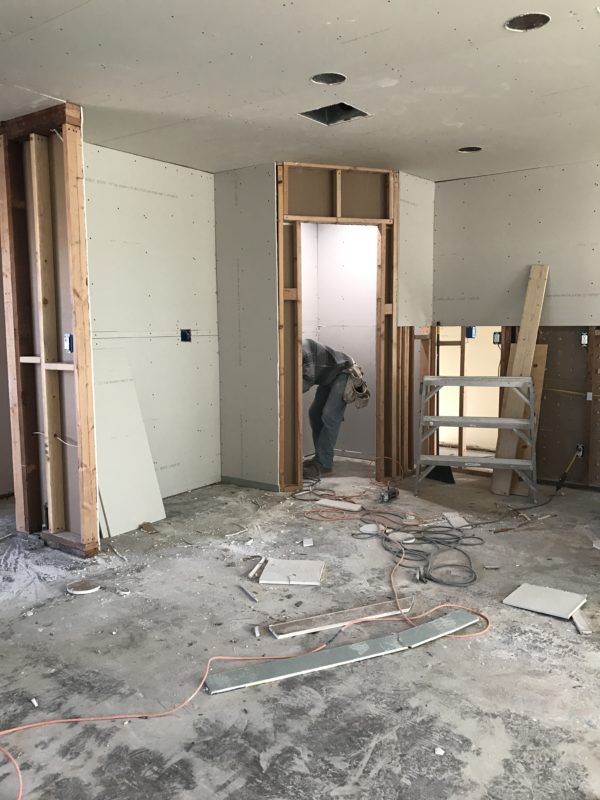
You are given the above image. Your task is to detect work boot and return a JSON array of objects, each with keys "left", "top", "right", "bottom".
[{"left": 303, "top": 459, "right": 332, "bottom": 479}]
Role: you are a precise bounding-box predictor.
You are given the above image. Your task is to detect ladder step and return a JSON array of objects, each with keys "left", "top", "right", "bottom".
[
  {"left": 422, "top": 376, "right": 533, "bottom": 388},
  {"left": 423, "top": 416, "right": 530, "bottom": 429},
  {"left": 419, "top": 455, "right": 533, "bottom": 468}
]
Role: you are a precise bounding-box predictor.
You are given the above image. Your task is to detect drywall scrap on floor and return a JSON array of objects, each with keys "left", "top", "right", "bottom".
[
  {"left": 85, "top": 145, "right": 220, "bottom": 499},
  {"left": 206, "top": 609, "right": 479, "bottom": 693},
  {"left": 93, "top": 347, "right": 165, "bottom": 537},
  {"left": 215, "top": 164, "right": 279, "bottom": 489}
]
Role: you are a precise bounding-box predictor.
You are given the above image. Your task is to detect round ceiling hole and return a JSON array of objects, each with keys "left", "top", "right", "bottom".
[
  {"left": 310, "top": 72, "right": 347, "bottom": 86},
  {"left": 504, "top": 12, "right": 551, "bottom": 31},
  {"left": 458, "top": 146, "right": 483, "bottom": 153}
]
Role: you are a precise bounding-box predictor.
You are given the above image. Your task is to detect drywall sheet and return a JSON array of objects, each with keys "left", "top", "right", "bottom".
[
  {"left": 503, "top": 583, "right": 586, "bottom": 619},
  {"left": 397, "top": 172, "right": 434, "bottom": 326},
  {"left": 434, "top": 161, "right": 600, "bottom": 325},
  {"left": 301, "top": 224, "right": 378, "bottom": 460},
  {"left": 93, "top": 347, "right": 165, "bottom": 536},
  {"left": 215, "top": 164, "right": 279, "bottom": 488},
  {"left": 85, "top": 144, "right": 220, "bottom": 498},
  {"left": 206, "top": 610, "right": 479, "bottom": 694}
]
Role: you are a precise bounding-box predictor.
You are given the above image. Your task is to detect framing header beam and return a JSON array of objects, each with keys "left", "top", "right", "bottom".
[{"left": 0, "top": 103, "right": 81, "bottom": 142}]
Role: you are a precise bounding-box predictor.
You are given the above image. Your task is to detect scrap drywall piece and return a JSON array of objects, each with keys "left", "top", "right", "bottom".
[
  {"left": 259, "top": 558, "right": 324, "bottom": 586},
  {"left": 442, "top": 512, "right": 470, "bottom": 529},
  {"left": 572, "top": 609, "right": 592, "bottom": 635},
  {"left": 206, "top": 610, "right": 479, "bottom": 694},
  {"left": 316, "top": 499, "right": 363, "bottom": 512},
  {"left": 269, "top": 598, "right": 413, "bottom": 639},
  {"left": 503, "top": 583, "right": 586, "bottom": 619},
  {"left": 93, "top": 348, "right": 165, "bottom": 536}
]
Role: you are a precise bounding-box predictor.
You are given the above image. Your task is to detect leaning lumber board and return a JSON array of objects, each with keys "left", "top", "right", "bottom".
[
  {"left": 269, "top": 598, "right": 413, "bottom": 639},
  {"left": 510, "top": 344, "right": 548, "bottom": 496},
  {"left": 206, "top": 610, "right": 479, "bottom": 694},
  {"left": 492, "top": 264, "right": 549, "bottom": 496}
]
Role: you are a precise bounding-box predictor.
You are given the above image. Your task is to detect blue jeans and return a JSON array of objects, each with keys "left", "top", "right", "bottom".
[{"left": 308, "top": 373, "right": 347, "bottom": 469}]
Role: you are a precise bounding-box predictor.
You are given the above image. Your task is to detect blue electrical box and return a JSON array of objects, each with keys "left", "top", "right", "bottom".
[{"left": 466, "top": 326, "right": 477, "bottom": 339}]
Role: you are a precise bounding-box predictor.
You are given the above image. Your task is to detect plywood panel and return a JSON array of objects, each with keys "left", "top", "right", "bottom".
[
  {"left": 85, "top": 144, "right": 221, "bottom": 497},
  {"left": 215, "top": 164, "right": 278, "bottom": 488},
  {"left": 93, "top": 348, "right": 165, "bottom": 536},
  {"left": 340, "top": 171, "right": 387, "bottom": 220},
  {"left": 537, "top": 328, "right": 588, "bottom": 484},
  {"left": 287, "top": 167, "right": 334, "bottom": 218},
  {"left": 434, "top": 162, "right": 600, "bottom": 326}
]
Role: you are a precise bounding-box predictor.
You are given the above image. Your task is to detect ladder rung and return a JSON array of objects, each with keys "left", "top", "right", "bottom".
[
  {"left": 419, "top": 455, "right": 533, "bottom": 469},
  {"left": 422, "top": 416, "right": 531, "bottom": 429},
  {"left": 422, "top": 376, "right": 533, "bottom": 388}
]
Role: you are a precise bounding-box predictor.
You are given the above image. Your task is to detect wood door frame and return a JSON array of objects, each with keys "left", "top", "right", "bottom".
[{"left": 276, "top": 162, "right": 400, "bottom": 490}]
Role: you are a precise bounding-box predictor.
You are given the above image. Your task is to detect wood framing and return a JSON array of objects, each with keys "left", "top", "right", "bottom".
[
  {"left": 510, "top": 343, "right": 548, "bottom": 496},
  {"left": 277, "top": 162, "right": 399, "bottom": 489},
  {"left": 0, "top": 103, "right": 98, "bottom": 556},
  {"left": 492, "top": 264, "right": 549, "bottom": 495},
  {"left": 0, "top": 135, "right": 42, "bottom": 531},
  {"left": 587, "top": 327, "right": 600, "bottom": 487}
]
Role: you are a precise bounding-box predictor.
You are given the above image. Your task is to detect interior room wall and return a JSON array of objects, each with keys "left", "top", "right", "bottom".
[
  {"left": 215, "top": 164, "right": 279, "bottom": 490},
  {"left": 434, "top": 161, "right": 600, "bottom": 326},
  {"left": 301, "top": 224, "right": 378, "bottom": 461},
  {"left": 0, "top": 274, "right": 13, "bottom": 495},
  {"left": 398, "top": 172, "right": 435, "bottom": 326},
  {"left": 85, "top": 145, "right": 220, "bottom": 499}
]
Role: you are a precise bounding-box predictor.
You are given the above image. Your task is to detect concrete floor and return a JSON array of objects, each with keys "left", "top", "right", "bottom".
[{"left": 1, "top": 473, "right": 599, "bottom": 799}]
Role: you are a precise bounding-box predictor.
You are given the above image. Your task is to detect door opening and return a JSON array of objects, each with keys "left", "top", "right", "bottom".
[{"left": 301, "top": 223, "right": 378, "bottom": 478}]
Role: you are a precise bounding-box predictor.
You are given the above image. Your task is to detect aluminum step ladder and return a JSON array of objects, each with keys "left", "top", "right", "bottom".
[{"left": 415, "top": 376, "right": 538, "bottom": 499}]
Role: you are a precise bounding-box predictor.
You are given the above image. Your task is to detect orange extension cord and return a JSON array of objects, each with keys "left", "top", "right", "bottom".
[{"left": 0, "top": 592, "right": 490, "bottom": 800}]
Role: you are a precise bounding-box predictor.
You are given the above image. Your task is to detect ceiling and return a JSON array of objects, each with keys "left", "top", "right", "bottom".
[{"left": 0, "top": 0, "right": 599, "bottom": 180}]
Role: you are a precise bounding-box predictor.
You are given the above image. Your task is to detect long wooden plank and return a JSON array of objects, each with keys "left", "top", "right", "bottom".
[
  {"left": 269, "top": 599, "right": 413, "bottom": 639},
  {"left": 206, "top": 610, "right": 479, "bottom": 694},
  {"left": 27, "top": 134, "right": 66, "bottom": 533},
  {"left": 0, "top": 135, "right": 42, "bottom": 531},
  {"left": 510, "top": 344, "right": 548, "bottom": 496},
  {"left": 375, "top": 224, "right": 385, "bottom": 481},
  {"left": 492, "top": 264, "right": 549, "bottom": 495},
  {"left": 294, "top": 222, "right": 303, "bottom": 486},
  {"left": 62, "top": 123, "right": 98, "bottom": 553},
  {"left": 277, "top": 165, "right": 286, "bottom": 489}
]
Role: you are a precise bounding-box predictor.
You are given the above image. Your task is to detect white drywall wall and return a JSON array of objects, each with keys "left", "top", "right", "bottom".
[
  {"left": 301, "top": 224, "right": 378, "bottom": 461},
  {"left": 398, "top": 172, "right": 435, "bottom": 326},
  {"left": 85, "top": 145, "right": 220, "bottom": 499},
  {"left": 0, "top": 280, "right": 12, "bottom": 495},
  {"left": 215, "top": 164, "right": 279, "bottom": 489},
  {"left": 434, "top": 161, "right": 600, "bottom": 325}
]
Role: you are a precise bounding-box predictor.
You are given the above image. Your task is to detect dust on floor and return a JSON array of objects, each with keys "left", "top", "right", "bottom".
[{"left": 0, "top": 475, "right": 599, "bottom": 800}]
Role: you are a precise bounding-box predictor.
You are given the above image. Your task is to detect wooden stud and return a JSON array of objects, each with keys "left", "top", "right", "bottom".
[
  {"left": 284, "top": 215, "right": 394, "bottom": 225},
  {"left": 334, "top": 169, "right": 342, "bottom": 218},
  {"left": 62, "top": 123, "right": 98, "bottom": 552},
  {"left": 294, "top": 222, "right": 303, "bottom": 486},
  {"left": 283, "top": 161, "right": 391, "bottom": 174},
  {"left": 0, "top": 135, "right": 42, "bottom": 532},
  {"left": 276, "top": 165, "right": 288, "bottom": 489},
  {"left": 27, "top": 134, "right": 65, "bottom": 533},
  {"left": 375, "top": 225, "right": 386, "bottom": 481},
  {"left": 458, "top": 327, "right": 466, "bottom": 457},
  {"left": 492, "top": 265, "right": 549, "bottom": 495},
  {"left": 588, "top": 327, "right": 600, "bottom": 486}
]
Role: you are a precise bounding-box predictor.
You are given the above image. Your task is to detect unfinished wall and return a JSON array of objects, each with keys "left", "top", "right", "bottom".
[
  {"left": 215, "top": 164, "right": 278, "bottom": 489},
  {"left": 300, "top": 224, "right": 378, "bottom": 461},
  {"left": 434, "top": 161, "right": 600, "bottom": 325},
  {"left": 0, "top": 277, "right": 12, "bottom": 495},
  {"left": 398, "top": 172, "right": 434, "bottom": 326},
  {"left": 85, "top": 145, "right": 220, "bottom": 498}
]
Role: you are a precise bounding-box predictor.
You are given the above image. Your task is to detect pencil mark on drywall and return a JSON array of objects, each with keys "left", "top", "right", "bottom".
[
  {"left": 85, "top": 178, "right": 178, "bottom": 199},
  {"left": 341, "top": 27, "right": 391, "bottom": 45}
]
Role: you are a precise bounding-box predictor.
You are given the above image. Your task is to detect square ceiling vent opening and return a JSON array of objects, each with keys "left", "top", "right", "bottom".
[{"left": 300, "top": 102, "right": 368, "bottom": 126}]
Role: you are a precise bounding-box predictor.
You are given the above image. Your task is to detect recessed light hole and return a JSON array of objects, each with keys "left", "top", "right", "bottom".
[
  {"left": 300, "top": 102, "right": 368, "bottom": 126},
  {"left": 504, "top": 12, "right": 551, "bottom": 31},
  {"left": 458, "top": 146, "right": 483, "bottom": 153},
  {"left": 311, "top": 72, "right": 347, "bottom": 85}
]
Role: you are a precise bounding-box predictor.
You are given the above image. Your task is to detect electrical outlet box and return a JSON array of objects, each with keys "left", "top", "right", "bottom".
[
  {"left": 180, "top": 328, "right": 192, "bottom": 342},
  {"left": 63, "top": 333, "right": 74, "bottom": 353},
  {"left": 580, "top": 331, "right": 589, "bottom": 347},
  {"left": 466, "top": 326, "right": 477, "bottom": 339},
  {"left": 493, "top": 331, "right": 502, "bottom": 345}
]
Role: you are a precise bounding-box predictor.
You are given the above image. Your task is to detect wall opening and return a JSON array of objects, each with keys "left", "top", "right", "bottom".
[{"left": 301, "top": 223, "right": 378, "bottom": 477}]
